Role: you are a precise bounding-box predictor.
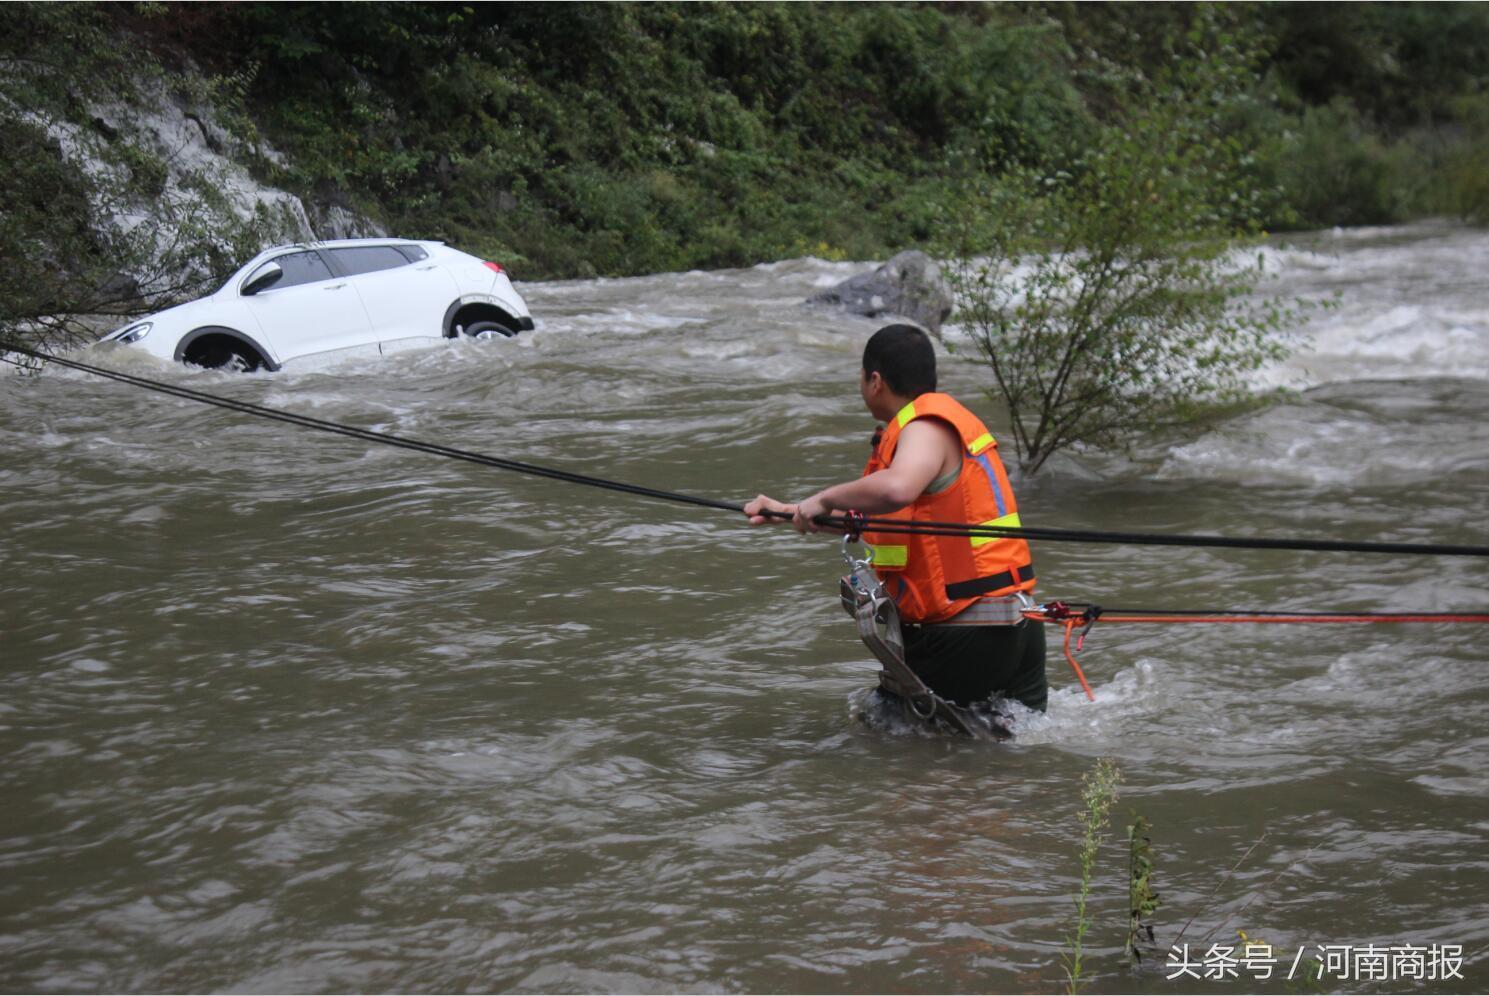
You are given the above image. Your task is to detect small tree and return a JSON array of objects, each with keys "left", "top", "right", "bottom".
[{"left": 942, "top": 16, "right": 1295, "bottom": 475}]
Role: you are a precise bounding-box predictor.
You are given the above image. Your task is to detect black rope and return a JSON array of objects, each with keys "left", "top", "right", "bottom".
[
  {"left": 7, "top": 341, "right": 1489, "bottom": 559},
  {"left": 832, "top": 516, "right": 1489, "bottom": 558},
  {"left": 2, "top": 343, "right": 742, "bottom": 513}
]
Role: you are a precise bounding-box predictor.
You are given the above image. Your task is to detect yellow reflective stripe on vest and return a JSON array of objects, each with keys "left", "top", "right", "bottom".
[
  {"left": 968, "top": 432, "right": 994, "bottom": 455},
  {"left": 868, "top": 543, "right": 909, "bottom": 568},
  {"left": 895, "top": 401, "right": 916, "bottom": 427},
  {"left": 969, "top": 512, "right": 1021, "bottom": 547}
]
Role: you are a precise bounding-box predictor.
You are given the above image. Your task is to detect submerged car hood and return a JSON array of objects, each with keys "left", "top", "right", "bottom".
[{"left": 145, "top": 295, "right": 228, "bottom": 330}]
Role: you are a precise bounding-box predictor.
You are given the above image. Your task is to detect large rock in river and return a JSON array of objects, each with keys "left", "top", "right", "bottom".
[{"left": 807, "top": 250, "right": 954, "bottom": 334}]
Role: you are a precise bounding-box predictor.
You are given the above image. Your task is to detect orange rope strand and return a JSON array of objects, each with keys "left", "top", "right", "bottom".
[{"left": 1061, "top": 619, "right": 1097, "bottom": 702}]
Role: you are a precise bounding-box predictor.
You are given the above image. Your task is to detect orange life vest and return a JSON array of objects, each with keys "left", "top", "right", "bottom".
[{"left": 860, "top": 393, "right": 1036, "bottom": 624}]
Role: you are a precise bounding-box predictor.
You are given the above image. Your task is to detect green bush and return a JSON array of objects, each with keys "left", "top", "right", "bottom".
[
  {"left": 1272, "top": 100, "right": 1403, "bottom": 228},
  {"left": 1440, "top": 95, "right": 1489, "bottom": 223}
]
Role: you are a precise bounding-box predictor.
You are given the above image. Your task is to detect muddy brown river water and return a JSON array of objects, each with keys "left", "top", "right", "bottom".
[{"left": 2, "top": 223, "right": 1487, "bottom": 992}]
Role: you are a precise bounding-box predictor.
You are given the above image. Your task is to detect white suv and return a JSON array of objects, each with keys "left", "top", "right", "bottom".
[{"left": 98, "top": 239, "right": 534, "bottom": 371}]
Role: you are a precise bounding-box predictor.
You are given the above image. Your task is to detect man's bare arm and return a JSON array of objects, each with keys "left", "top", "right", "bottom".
[{"left": 744, "top": 420, "right": 959, "bottom": 533}]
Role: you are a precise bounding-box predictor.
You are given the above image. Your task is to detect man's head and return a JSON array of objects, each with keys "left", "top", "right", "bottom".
[{"left": 860, "top": 323, "right": 936, "bottom": 418}]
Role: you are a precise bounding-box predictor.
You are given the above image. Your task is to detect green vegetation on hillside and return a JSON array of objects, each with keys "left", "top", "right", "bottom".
[
  {"left": 184, "top": 2, "right": 1085, "bottom": 277},
  {"left": 3, "top": 1, "right": 1488, "bottom": 336}
]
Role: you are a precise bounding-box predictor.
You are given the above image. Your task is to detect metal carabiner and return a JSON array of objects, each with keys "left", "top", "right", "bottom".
[
  {"left": 841, "top": 533, "right": 875, "bottom": 574},
  {"left": 1075, "top": 604, "right": 1102, "bottom": 650}
]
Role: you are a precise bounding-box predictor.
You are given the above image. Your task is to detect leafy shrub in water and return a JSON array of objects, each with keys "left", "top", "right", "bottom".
[{"left": 943, "top": 16, "right": 1296, "bottom": 474}]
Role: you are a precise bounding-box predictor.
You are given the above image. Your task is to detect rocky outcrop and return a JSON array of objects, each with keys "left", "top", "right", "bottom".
[
  {"left": 31, "top": 73, "right": 388, "bottom": 302},
  {"left": 75, "top": 87, "right": 387, "bottom": 249},
  {"left": 5, "top": 69, "right": 392, "bottom": 342},
  {"left": 807, "top": 250, "right": 954, "bottom": 334}
]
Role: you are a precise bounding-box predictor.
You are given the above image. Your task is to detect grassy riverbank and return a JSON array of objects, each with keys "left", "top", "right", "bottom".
[{"left": 5, "top": 2, "right": 1489, "bottom": 295}]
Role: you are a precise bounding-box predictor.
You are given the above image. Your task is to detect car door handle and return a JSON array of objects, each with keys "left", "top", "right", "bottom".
[
  {"left": 324, "top": 283, "right": 347, "bottom": 290},
  {"left": 416, "top": 265, "right": 437, "bottom": 271}
]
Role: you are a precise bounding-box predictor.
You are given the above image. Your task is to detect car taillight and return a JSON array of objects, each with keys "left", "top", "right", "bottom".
[{"left": 483, "top": 261, "right": 504, "bottom": 274}]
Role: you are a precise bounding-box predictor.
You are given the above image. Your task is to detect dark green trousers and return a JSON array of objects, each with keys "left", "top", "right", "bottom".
[{"left": 902, "top": 618, "right": 1048, "bottom": 711}]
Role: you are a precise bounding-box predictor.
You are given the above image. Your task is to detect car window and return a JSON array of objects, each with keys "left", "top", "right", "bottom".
[
  {"left": 246, "top": 251, "right": 334, "bottom": 293},
  {"left": 330, "top": 246, "right": 412, "bottom": 276},
  {"left": 395, "top": 244, "right": 429, "bottom": 263}
]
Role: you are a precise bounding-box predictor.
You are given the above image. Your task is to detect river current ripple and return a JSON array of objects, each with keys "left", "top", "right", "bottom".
[{"left": 2, "top": 223, "right": 1487, "bottom": 993}]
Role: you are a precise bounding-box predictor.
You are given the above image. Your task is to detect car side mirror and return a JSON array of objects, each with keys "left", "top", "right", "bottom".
[{"left": 242, "top": 261, "right": 284, "bottom": 296}]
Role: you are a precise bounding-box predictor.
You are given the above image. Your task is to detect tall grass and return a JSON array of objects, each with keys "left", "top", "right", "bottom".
[
  {"left": 1062, "top": 758, "right": 1121, "bottom": 994},
  {"left": 1125, "top": 815, "right": 1161, "bottom": 964}
]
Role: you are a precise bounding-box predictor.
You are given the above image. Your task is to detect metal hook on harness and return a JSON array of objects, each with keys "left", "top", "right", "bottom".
[
  {"left": 1075, "top": 604, "right": 1102, "bottom": 651},
  {"left": 909, "top": 694, "right": 938, "bottom": 720},
  {"left": 838, "top": 535, "right": 1007, "bottom": 740},
  {"left": 842, "top": 532, "right": 876, "bottom": 575}
]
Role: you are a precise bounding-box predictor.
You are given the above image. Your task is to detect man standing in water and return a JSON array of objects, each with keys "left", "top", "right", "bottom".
[{"left": 744, "top": 323, "right": 1047, "bottom": 713}]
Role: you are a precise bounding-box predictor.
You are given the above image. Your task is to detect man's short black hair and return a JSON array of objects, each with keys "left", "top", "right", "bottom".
[{"left": 862, "top": 323, "right": 936, "bottom": 397}]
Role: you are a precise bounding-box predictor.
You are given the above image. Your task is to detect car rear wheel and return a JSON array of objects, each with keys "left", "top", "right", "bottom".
[{"left": 462, "top": 320, "right": 516, "bottom": 340}]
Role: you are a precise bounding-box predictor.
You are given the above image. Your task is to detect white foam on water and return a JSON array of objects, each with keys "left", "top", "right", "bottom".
[
  {"left": 1154, "top": 374, "right": 1489, "bottom": 485},
  {"left": 1009, "top": 659, "right": 1173, "bottom": 746},
  {"left": 1413, "top": 774, "right": 1489, "bottom": 797},
  {"left": 843, "top": 658, "right": 1172, "bottom": 747},
  {"left": 1258, "top": 223, "right": 1489, "bottom": 389},
  {"left": 1150, "top": 225, "right": 1489, "bottom": 486},
  {"left": 937, "top": 224, "right": 1489, "bottom": 399}
]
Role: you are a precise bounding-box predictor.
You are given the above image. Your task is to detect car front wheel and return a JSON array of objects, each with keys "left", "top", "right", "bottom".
[{"left": 182, "top": 334, "right": 267, "bottom": 372}]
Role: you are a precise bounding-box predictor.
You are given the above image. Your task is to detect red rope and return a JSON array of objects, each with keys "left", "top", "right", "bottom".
[
  {"left": 1024, "top": 603, "right": 1489, "bottom": 702},
  {"left": 1048, "top": 612, "right": 1489, "bottom": 625}
]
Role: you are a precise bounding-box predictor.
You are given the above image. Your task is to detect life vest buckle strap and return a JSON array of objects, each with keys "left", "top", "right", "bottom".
[{"left": 944, "top": 562, "right": 1037, "bottom": 601}]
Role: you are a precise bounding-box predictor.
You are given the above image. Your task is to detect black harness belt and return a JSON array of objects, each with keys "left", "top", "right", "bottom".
[{"left": 945, "top": 562, "right": 1036, "bottom": 601}]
